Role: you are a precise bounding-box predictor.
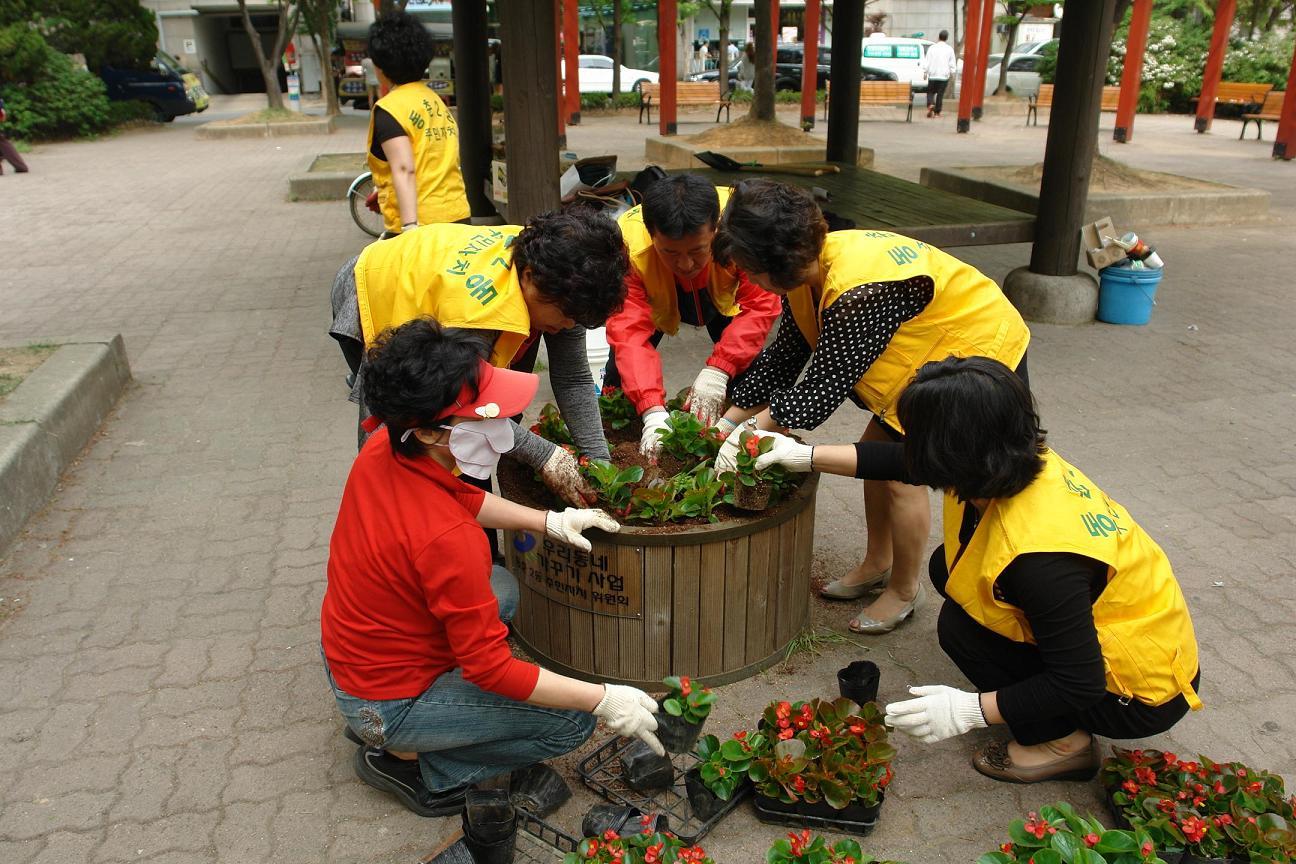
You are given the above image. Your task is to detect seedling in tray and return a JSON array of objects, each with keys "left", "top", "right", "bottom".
[
  {"left": 768, "top": 830, "right": 899, "bottom": 864},
  {"left": 694, "top": 730, "right": 766, "bottom": 802},
  {"left": 657, "top": 675, "right": 715, "bottom": 754},
  {"left": 563, "top": 826, "right": 714, "bottom": 864}
]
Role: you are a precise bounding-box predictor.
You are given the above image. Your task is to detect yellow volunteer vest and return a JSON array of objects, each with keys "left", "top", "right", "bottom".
[
  {"left": 617, "top": 186, "right": 742, "bottom": 334},
  {"left": 368, "top": 82, "right": 471, "bottom": 232},
  {"left": 353, "top": 224, "right": 531, "bottom": 368},
  {"left": 786, "top": 231, "right": 1030, "bottom": 432},
  {"left": 943, "top": 449, "right": 1202, "bottom": 710}
]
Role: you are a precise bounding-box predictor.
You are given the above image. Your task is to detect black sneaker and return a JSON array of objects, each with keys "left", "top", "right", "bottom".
[{"left": 353, "top": 747, "right": 468, "bottom": 817}]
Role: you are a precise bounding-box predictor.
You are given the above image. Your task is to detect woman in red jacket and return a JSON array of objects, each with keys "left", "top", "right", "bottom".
[{"left": 322, "top": 319, "right": 661, "bottom": 817}]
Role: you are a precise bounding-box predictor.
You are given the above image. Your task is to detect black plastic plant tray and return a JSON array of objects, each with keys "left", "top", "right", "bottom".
[
  {"left": 577, "top": 735, "right": 750, "bottom": 845},
  {"left": 426, "top": 811, "right": 578, "bottom": 864},
  {"left": 751, "top": 794, "right": 879, "bottom": 837}
]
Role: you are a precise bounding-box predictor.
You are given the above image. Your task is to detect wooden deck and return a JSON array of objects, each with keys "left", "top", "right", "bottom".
[{"left": 673, "top": 163, "right": 1035, "bottom": 247}]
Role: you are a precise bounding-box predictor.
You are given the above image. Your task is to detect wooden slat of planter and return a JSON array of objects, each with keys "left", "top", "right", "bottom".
[
  {"left": 569, "top": 599, "right": 595, "bottom": 677},
  {"left": 793, "top": 503, "right": 816, "bottom": 634},
  {"left": 697, "top": 541, "right": 727, "bottom": 676},
  {"left": 644, "top": 546, "right": 673, "bottom": 680},
  {"left": 609, "top": 545, "right": 642, "bottom": 680},
  {"left": 774, "top": 509, "right": 799, "bottom": 648},
  {"left": 672, "top": 544, "right": 702, "bottom": 676},
  {"left": 745, "top": 529, "right": 773, "bottom": 664},
  {"left": 722, "top": 536, "right": 749, "bottom": 671},
  {"left": 546, "top": 595, "right": 571, "bottom": 666}
]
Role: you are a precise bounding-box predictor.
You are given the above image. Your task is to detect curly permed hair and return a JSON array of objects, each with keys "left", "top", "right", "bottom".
[
  {"left": 368, "top": 10, "right": 433, "bottom": 85},
  {"left": 510, "top": 208, "right": 629, "bottom": 329},
  {"left": 716, "top": 178, "right": 827, "bottom": 291}
]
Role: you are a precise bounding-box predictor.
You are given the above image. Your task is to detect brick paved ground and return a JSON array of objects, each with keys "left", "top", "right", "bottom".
[{"left": 0, "top": 98, "right": 1292, "bottom": 863}]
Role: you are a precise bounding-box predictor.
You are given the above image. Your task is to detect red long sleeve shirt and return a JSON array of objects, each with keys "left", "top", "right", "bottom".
[
  {"left": 321, "top": 428, "right": 540, "bottom": 701},
  {"left": 604, "top": 264, "right": 781, "bottom": 415}
]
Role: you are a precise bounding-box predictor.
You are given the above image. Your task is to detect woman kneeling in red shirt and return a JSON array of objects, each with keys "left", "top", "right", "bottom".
[{"left": 322, "top": 319, "right": 662, "bottom": 817}]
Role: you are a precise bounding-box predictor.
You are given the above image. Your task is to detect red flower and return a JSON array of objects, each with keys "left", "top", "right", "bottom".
[
  {"left": 1216, "top": 814, "right": 1233, "bottom": 827},
  {"left": 1213, "top": 781, "right": 1227, "bottom": 795},
  {"left": 793, "top": 776, "right": 806, "bottom": 793},
  {"left": 1123, "top": 780, "right": 1140, "bottom": 795},
  {"left": 529, "top": 424, "right": 541, "bottom": 433},
  {"left": 1024, "top": 812, "right": 1049, "bottom": 840},
  {"left": 1135, "top": 766, "right": 1158, "bottom": 786},
  {"left": 679, "top": 676, "right": 692, "bottom": 696},
  {"left": 1142, "top": 841, "right": 1155, "bottom": 857},
  {"left": 1246, "top": 781, "right": 1263, "bottom": 793},
  {"left": 1083, "top": 833, "right": 1100, "bottom": 848},
  {"left": 775, "top": 701, "right": 791, "bottom": 719},
  {"left": 744, "top": 438, "right": 760, "bottom": 458},
  {"left": 603, "top": 829, "right": 620, "bottom": 841},
  {"left": 1157, "top": 798, "right": 1176, "bottom": 814},
  {"left": 787, "top": 830, "right": 811, "bottom": 858},
  {"left": 1162, "top": 752, "right": 1178, "bottom": 765},
  {"left": 879, "top": 765, "right": 894, "bottom": 788},
  {"left": 639, "top": 814, "right": 654, "bottom": 830},
  {"left": 778, "top": 727, "right": 794, "bottom": 740},
  {"left": 1180, "top": 816, "right": 1208, "bottom": 844},
  {"left": 849, "top": 722, "right": 866, "bottom": 735},
  {"left": 586, "top": 840, "right": 600, "bottom": 858},
  {"left": 793, "top": 716, "right": 810, "bottom": 730},
  {"left": 733, "top": 730, "right": 748, "bottom": 741},
  {"left": 1192, "top": 797, "right": 1205, "bottom": 808},
  {"left": 1000, "top": 843, "right": 1014, "bottom": 855},
  {"left": 1236, "top": 768, "right": 1248, "bottom": 778},
  {"left": 1180, "top": 761, "right": 1200, "bottom": 775},
  {"left": 644, "top": 841, "right": 664, "bottom": 864}
]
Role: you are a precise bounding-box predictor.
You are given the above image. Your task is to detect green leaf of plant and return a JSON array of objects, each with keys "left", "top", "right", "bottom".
[
  {"left": 1010, "top": 822, "right": 1046, "bottom": 848},
  {"left": 663, "top": 698, "right": 683, "bottom": 716},
  {"left": 1029, "top": 849, "right": 1062, "bottom": 864},
  {"left": 976, "top": 854, "right": 1014, "bottom": 864},
  {"left": 1094, "top": 831, "right": 1139, "bottom": 854},
  {"left": 1050, "top": 830, "right": 1083, "bottom": 860}
]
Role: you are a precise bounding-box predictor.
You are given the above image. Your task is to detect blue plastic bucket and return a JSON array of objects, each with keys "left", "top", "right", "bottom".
[{"left": 1097, "top": 266, "right": 1163, "bottom": 325}]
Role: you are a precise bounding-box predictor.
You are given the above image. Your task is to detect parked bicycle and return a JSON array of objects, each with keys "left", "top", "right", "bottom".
[{"left": 347, "top": 171, "right": 383, "bottom": 238}]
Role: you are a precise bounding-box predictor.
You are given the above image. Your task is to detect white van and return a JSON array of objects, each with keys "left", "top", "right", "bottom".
[{"left": 860, "top": 33, "right": 933, "bottom": 92}]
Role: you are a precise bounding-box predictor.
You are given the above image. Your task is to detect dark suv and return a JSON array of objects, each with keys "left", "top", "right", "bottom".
[{"left": 774, "top": 45, "right": 897, "bottom": 91}]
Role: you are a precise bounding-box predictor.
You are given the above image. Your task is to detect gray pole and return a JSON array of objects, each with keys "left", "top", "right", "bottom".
[
  {"left": 451, "top": 0, "right": 494, "bottom": 219},
  {"left": 825, "top": 0, "right": 863, "bottom": 164}
]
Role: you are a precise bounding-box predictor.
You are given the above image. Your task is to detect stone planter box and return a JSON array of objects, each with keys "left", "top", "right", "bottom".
[
  {"left": 197, "top": 115, "right": 336, "bottom": 140},
  {"left": 645, "top": 137, "right": 873, "bottom": 171}
]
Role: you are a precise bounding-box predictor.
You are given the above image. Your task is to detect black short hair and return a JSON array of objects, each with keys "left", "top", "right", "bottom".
[
  {"left": 510, "top": 208, "right": 628, "bottom": 328},
  {"left": 368, "top": 11, "right": 432, "bottom": 85},
  {"left": 641, "top": 175, "right": 721, "bottom": 239},
  {"left": 897, "top": 356, "right": 1046, "bottom": 501},
  {"left": 938, "top": 30, "right": 949, "bottom": 41},
  {"left": 716, "top": 179, "right": 827, "bottom": 291},
  {"left": 362, "top": 318, "right": 488, "bottom": 457}
]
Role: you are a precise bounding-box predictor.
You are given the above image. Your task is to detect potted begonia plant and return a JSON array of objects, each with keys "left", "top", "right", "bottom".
[{"left": 655, "top": 675, "right": 715, "bottom": 754}]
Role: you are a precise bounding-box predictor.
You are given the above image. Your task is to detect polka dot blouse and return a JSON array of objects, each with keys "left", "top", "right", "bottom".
[{"left": 732, "top": 276, "right": 936, "bottom": 430}]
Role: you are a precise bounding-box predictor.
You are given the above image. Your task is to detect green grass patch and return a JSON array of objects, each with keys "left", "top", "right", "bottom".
[{"left": 782, "top": 626, "right": 866, "bottom": 663}]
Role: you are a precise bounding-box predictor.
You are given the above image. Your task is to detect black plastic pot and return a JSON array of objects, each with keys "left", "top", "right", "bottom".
[
  {"left": 581, "top": 804, "right": 669, "bottom": 839},
  {"left": 797, "top": 797, "right": 881, "bottom": 824},
  {"left": 1103, "top": 787, "right": 1133, "bottom": 830},
  {"left": 509, "top": 763, "right": 571, "bottom": 817},
  {"left": 752, "top": 791, "right": 883, "bottom": 836},
  {"left": 462, "top": 790, "right": 517, "bottom": 864},
  {"left": 683, "top": 767, "right": 730, "bottom": 823},
  {"left": 733, "top": 479, "right": 771, "bottom": 511},
  {"left": 1166, "top": 851, "right": 1236, "bottom": 864},
  {"left": 837, "top": 660, "right": 881, "bottom": 706},
  {"left": 619, "top": 740, "right": 674, "bottom": 792},
  {"left": 654, "top": 711, "right": 705, "bottom": 755}
]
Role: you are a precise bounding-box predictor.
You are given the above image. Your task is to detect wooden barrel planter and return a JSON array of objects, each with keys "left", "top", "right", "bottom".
[{"left": 501, "top": 473, "right": 820, "bottom": 689}]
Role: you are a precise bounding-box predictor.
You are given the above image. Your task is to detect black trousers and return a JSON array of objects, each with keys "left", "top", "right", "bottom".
[
  {"left": 926, "top": 79, "right": 949, "bottom": 115},
  {"left": 602, "top": 284, "right": 731, "bottom": 392},
  {"left": 932, "top": 568, "right": 1199, "bottom": 746},
  {"left": 0, "top": 132, "right": 28, "bottom": 173}
]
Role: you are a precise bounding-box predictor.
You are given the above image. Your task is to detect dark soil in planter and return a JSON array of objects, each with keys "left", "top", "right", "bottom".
[
  {"left": 654, "top": 712, "right": 705, "bottom": 754},
  {"left": 837, "top": 660, "right": 880, "bottom": 706},
  {"left": 683, "top": 767, "right": 736, "bottom": 823},
  {"left": 733, "top": 479, "right": 771, "bottom": 511},
  {"left": 619, "top": 740, "right": 675, "bottom": 792},
  {"left": 752, "top": 791, "right": 883, "bottom": 836}
]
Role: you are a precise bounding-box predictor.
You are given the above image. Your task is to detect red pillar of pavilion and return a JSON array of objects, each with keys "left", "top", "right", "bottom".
[
  {"left": 659, "top": 0, "right": 678, "bottom": 136},
  {"left": 563, "top": 0, "right": 581, "bottom": 125},
  {"left": 1195, "top": 0, "right": 1237, "bottom": 133},
  {"left": 554, "top": 1, "right": 566, "bottom": 144},
  {"left": 771, "top": 0, "right": 781, "bottom": 62},
  {"left": 1273, "top": 40, "right": 1296, "bottom": 159},
  {"left": 800, "top": 0, "right": 820, "bottom": 128},
  {"left": 970, "top": 0, "right": 995, "bottom": 120},
  {"left": 956, "top": 0, "right": 985, "bottom": 133},
  {"left": 1114, "top": 0, "right": 1153, "bottom": 142}
]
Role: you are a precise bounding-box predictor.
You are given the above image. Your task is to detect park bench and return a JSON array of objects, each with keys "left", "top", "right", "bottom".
[
  {"left": 638, "top": 82, "right": 732, "bottom": 125},
  {"left": 1239, "top": 90, "right": 1286, "bottom": 139},
  {"left": 1027, "top": 84, "right": 1121, "bottom": 126},
  {"left": 823, "top": 80, "right": 914, "bottom": 122}
]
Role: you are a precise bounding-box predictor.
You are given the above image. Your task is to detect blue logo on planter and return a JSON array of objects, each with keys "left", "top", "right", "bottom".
[{"left": 513, "top": 532, "right": 536, "bottom": 553}]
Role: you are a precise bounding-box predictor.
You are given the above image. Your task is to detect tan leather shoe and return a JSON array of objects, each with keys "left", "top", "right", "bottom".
[
  {"left": 848, "top": 584, "right": 923, "bottom": 634},
  {"left": 971, "top": 739, "right": 1099, "bottom": 784},
  {"left": 820, "top": 568, "right": 890, "bottom": 600}
]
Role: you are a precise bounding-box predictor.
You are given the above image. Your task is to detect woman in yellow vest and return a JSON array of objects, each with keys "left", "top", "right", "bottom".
[
  {"left": 604, "top": 175, "right": 780, "bottom": 457},
  {"left": 365, "top": 11, "right": 469, "bottom": 236},
  {"left": 749, "top": 357, "right": 1202, "bottom": 784},
  {"left": 329, "top": 209, "right": 629, "bottom": 516},
  {"left": 714, "top": 179, "right": 1030, "bottom": 636}
]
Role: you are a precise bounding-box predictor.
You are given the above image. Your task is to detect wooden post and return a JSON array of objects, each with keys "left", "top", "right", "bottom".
[
  {"left": 800, "top": 0, "right": 820, "bottom": 129},
  {"left": 658, "top": 0, "right": 678, "bottom": 135},
  {"left": 956, "top": 0, "right": 984, "bottom": 133},
  {"left": 825, "top": 0, "right": 862, "bottom": 163},
  {"left": 970, "top": 0, "right": 995, "bottom": 120},
  {"left": 451, "top": 0, "right": 493, "bottom": 218},
  {"left": 500, "top": 0, "right": 561, "bottom": 220},
  {"left": 563, "top": 0, "right": 581, "bottom": 125},
  {"left": 554, "top": 1, "right": 566, "bottom": 145},
  {"left": 1029, "top": 0, "right": 1119, "bottom": 276},
  {"left": 1273, "top": 40, "right": 1296, "bottom": 160},
  {"left": 1113, "top": 0, "right": 1152, "bottom": 143},
  {"left": 771, "top": 0, "right": 780, "bottom": 63},
  {"left": 1195, "top": 0, "right": 1237, "bottom": 133}
]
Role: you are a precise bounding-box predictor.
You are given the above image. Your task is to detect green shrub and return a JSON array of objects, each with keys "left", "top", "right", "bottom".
[
  {"left": 106, "top": 98, "right": 156, "bottom": 125},
  {"left": 1222, "top": 33, "right": 1294, "bottom": 88},
  {"left": 0, "top": 22, "right": 52, "bottom": 83},
  {"left": 0, "top": 51, "right": 112, "bottom": 139},
  {"left": 580, "top": 91, "right": 610, "bottom": 110}
]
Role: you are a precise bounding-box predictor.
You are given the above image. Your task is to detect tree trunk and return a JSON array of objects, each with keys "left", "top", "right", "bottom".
[
  {"left": 612, "top": 0, "right": 622, "bottom": 96},
  {"left": 993, "top": 13, "right": 1025, "bottom": 96},
  {"left": 717, "top": 0, "right": 731, "bottom": 98},
  {"left": 750, "top": 0, "right": 776, "bottom": 120},
  {"left": 954, "top": 0, "right": 962, "bottom": 52},
  {"left": 312, "top": 32, "right": 340, "bottom": 116},
  {"left": 237, "top": 0, "right": 292, "bottom": 110}
]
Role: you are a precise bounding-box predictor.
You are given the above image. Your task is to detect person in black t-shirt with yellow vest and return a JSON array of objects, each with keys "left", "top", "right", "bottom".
[
  {"left": 365, "top": 11, "right": 469, "bottom": 236},
  {"left": 744, "top": 357, "right": 1202, "bottom": 784}
]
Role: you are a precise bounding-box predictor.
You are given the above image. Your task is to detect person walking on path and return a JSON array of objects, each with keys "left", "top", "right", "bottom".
[
  {"left": 604, "top": 176, "right": 780, "bottom": 458},
  {"left": 713, "top": 179, "right": 1030, "bottom": 636},
  {"left": 323, "top": 319, "right": 663, "bottom": 817},
  {"left": 923, "top": 30, "right": 957, "bottom": 119},
  {"left": 364, "top": 10, "right": 469, "bottom": 237},
  {"left": 739, "top": 357, "right": 1202, "bottom": 784},
  {"left": 0, "top": 98, "right": 29, "bottom": 175},
  {"left": 329, "top": 209, "right": 628, "bottom": 512},
  {"left": 738, "top": 43, "right": 756, "bottom": 92}
]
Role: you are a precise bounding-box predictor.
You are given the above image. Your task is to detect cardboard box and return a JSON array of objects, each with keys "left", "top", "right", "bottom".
[
  {"left": 1081, "top": 217, "right": 1128, "bottom": 270},
  {"left": 491, "top": 159, "right": 508, "bottom": 204}
]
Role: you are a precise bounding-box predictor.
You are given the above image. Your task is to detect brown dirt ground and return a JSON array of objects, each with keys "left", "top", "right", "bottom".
[
  {"left": 688, "top": 116, "right": 819, "bottom": 148},
  {"left": 218, "top": 108, "right": 322, "bottom": 126},
  {"left": 966, "top": 155, "right": 1224, "bottom": 193},
  {"left": 310, "top": 152, "right": 367, "bottom": 173},
  {"left": 0, "top": 345, "right": 56, "bottom": 405}
]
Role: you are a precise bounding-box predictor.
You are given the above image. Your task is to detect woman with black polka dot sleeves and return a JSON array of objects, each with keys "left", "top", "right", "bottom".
[{"left": 712, "top": 179, "right": 1031, "bottom": 635}]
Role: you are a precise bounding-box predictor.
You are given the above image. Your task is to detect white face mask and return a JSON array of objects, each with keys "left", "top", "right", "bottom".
[{"left": 415, "top": 418, "right": 514, "bottom": 479}]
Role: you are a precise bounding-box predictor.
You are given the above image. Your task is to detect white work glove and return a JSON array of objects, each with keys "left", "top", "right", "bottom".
[
  {"left": 639, "top": 408, "right": 671, "bottom": 459},
  {"left": 884, "top": 685, "right": 987, "bottom": 744},
  {"left": 545, "top": 508, "right": 620, "bottom": 552},
  {"left": 541, "top": 447, "right": 596, "bottom": 508},
  {"left": 593, "top": 684, "right": 664, "bottom": 756},
  {"left": 684, "top": 366, "right": 730, "bottom": 428},
  {"left": 752, "top": 430, "right": 814, "bottom": 473},
  {"left": 713, "top": 418, "right": 743, "bottom": 474}
]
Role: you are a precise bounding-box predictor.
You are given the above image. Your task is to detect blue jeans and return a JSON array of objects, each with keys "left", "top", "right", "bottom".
[{"left": 323, "top": 566, "right": 596, "bottom": 791}]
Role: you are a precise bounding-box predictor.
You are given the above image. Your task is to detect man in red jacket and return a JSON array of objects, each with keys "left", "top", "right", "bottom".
[{"left": 605, "top": 175, "right": 780, "bottom": 458}]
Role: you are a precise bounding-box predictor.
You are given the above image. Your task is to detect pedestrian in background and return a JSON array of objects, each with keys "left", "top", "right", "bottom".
[
  {"left": 923, "top": 30, "right": 957, "bottom": 118},
  {"left": 738, "top": 43, "right": 756, "bottom": 92},
  {"left": 0, "top": 98, "right": 30, "bottom": 175}
]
